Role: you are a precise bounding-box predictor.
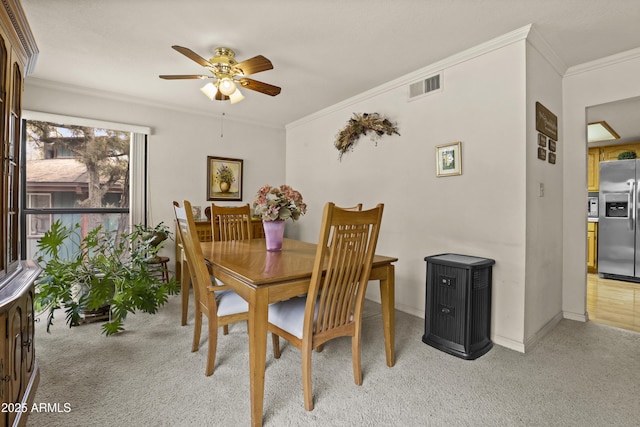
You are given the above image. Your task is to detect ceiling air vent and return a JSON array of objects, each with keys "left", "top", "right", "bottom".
[{"left": 408, "top": 73, "right": 442, "bottom": 100}]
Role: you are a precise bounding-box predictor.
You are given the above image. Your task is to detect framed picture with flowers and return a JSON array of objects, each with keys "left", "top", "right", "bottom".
[
  {"left": 207, "top": 156, "right": 243, "bottom": 201},
  {"left": 435, "top": 141, "right": 462, "bottom": 177}
]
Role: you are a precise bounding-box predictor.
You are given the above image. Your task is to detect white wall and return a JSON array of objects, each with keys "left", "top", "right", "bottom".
[
  {"left": 21, "top": 25, "right": 577, "bottom": 353},
  {"left": 562, "top": 48, "right": 640, "bottom": 320},
  {"left": 286, "top": 32, "right": 536, "bottom": 350},
  {"left": 22, "top": 79, "right": 286, "bottom": 267},
  {"left": 524, "top": 40, "right": 564, "bottom": 343}
]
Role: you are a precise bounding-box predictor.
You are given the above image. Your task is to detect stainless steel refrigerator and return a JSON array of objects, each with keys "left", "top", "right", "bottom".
[{"left": 599, "top": 159, "right": 640, "bottom": 280}]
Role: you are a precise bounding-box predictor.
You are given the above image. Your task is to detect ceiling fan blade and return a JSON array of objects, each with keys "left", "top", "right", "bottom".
[
  {"left": 238, "top": 78, "right": 281, "bottom": 96},
  {"left": 159, "top": 74, "right": 211, "bottom": 80},
  {"left": 234, "top": 55, "right": 273, "bottom": 75},
  {"left": 171, "top": 45, "right": 212, "bottom": 67}
]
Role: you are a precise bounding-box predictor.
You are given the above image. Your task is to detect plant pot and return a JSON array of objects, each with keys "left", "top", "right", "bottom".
[
  {"left": 80, "top": 304, "right": 110, "bottom": 324},
  {"left": 263, "top": 220, "right": 285, "bottom": 251},
  {"left": 143, "top": 231, "right": 168, "bottom": 248}
]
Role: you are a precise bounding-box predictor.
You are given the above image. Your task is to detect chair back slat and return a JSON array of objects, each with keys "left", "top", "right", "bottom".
[
  {"left": 174, "top": 200, "right": 218, "bottom": 313},
  {"left": 173, "top": 201, "right": 198, "bottom": 302},
  {"left": 306, "top": 203, "right": 383, "bottom": 337},
  {"left": 211, "top": 203, "right": 253, "bottom": 242}
]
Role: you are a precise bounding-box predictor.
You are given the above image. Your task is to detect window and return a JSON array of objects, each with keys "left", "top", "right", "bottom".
[
  {"left": 27, "top": 193, "right": 51, "bottom": 237},
  {"left": 21, "top": 113, "right": 150, "bottom": 261}
]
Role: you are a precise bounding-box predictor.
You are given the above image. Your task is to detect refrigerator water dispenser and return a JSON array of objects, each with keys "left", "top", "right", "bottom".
[
  {"left": 604, "top": 193, "right": 629, "bottom": 218},
  {"left": 605, "top": 201, "right": 629, "bottom": 218}
]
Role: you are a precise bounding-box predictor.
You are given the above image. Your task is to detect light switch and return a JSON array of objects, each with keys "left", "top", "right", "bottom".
[{"left": 539, "top": 182, "right": 544, "bottom": 197}]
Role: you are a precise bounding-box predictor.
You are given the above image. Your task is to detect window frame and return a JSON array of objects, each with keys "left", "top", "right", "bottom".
[
  {"left": 20, "top": 112, "right": 150, "bottom": 259},
  {"left": 26, "top": 193, "right": 51, "bottom": 237}
]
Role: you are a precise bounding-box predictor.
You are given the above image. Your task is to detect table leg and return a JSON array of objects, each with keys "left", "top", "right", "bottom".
[
  {"left": 379, "top": 264, "right": 395, "bottom": 367},
  {"left": 248, "top": 289, "right": 269, "bottom": 427}
]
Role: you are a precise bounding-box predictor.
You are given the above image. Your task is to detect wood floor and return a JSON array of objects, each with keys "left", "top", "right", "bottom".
[{"left": 587, "top": 273, "right": 640, "bottom": 333}]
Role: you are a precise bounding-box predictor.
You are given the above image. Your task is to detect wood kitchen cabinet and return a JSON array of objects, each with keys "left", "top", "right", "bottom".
[
  {"left": 588, "top": 143, "right": 640, "bottom": 192},
  {"left": 588, "top": 147, "right": 600, "bottom": 191},
  {"left": 599, "top": 143, "right": 640, "bottom": 162},
  {"left": 587, "top": 222, "right": 598, "bottom": 273}
]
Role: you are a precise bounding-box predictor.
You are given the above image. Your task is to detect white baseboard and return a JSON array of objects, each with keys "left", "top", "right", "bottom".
[
  {"left": 563, "top": 311, "right": 588, "bottom": 322},
  {"left": 492, "top": 335, "right": 525, "bottom": 353}
]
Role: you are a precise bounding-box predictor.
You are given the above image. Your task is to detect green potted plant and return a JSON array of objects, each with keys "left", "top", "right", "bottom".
[
  {"left": 618, "top": 150, "right": 637, "bottom": 160},
  {"left": 138, "top": 222, "right": 171, "bottom": 259},
  {"left": 34, "top": 220, "right": 179, "bottom": 335}
]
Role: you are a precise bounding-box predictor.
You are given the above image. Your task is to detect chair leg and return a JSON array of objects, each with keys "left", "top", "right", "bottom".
[
  {"left": 206, "top": 314, "right": 218, "bottom": 377},
  {"left": 192, "top": 307, "right": 202, "bottom": 352},
  {"left": 271, "top": 333, "right": 281, "bottom": 359},
  {"left": 180, "top": 262, "right": 190, "bottom": 326},
  {"left": 352, "top": 334, "right": 363, "bottom": 386},
  {"left": 302, "top": 344, "right": 314, "bottom": 411},
  {"left": 316, "top": 344, "right": 324, "bottom": 353},
  {"left": 223, "top": 325, "right": 229, "bottom": 335}
]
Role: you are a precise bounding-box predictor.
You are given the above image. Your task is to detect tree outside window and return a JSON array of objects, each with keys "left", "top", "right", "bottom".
[{"left": 24, "top": 120, "right": 131, "bottom": 257}]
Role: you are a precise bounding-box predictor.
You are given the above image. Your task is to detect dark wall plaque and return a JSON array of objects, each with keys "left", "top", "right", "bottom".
[{"left": 535, "top": 102, "right": 558, "bottom": 141}]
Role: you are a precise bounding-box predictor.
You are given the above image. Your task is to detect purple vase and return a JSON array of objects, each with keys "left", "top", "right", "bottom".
[{"left": 263, "top": 220, "right": 285, "bottom": 251}]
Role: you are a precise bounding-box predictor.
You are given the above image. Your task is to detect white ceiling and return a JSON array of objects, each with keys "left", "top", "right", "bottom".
[{"left": 21, "top": 0, "right": 640, "bottom": 129}]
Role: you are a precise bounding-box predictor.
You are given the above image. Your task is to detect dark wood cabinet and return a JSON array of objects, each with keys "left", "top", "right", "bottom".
[
  {"left": 0, "top": 1, "right": 38, "bottom": 426},
  {"left": 1, "top": 262, "right": 41, "bottom": 427}
]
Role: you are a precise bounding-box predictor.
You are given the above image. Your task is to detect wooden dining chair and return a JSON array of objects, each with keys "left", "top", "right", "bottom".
[
  {"left": 172, "top": 200, "right": 248, "bottom": 376},
  {"left": 210, "top": 203, "right": 253, "bottom": 335},
  {"left": 268, "top": 202, "right": 384, "bottom": 410},
  {"left": 340, "top": 203, "right": 363, "bottom": 211},
  {"left": 210, "top": 203, "right": 253, "bottom": 242},
  {"left": 314, "top": 202, "right": 361, "bottom": 355}
]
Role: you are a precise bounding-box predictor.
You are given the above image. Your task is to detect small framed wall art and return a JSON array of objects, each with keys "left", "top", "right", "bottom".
[
  {"left": 538, "top": 147, "right": 547, "bottom": 161},
  {"left": 436, "top": 141, "right": 462, "bottom": 177},
  {"left": 538, "top": 133, "right": 547, "bottom": 147},
  {"left": 191, "top": 205, "right": 202, "bottom": 220},
  {"left": 207, "top": 156, "right": 243, "bottom": 201}
]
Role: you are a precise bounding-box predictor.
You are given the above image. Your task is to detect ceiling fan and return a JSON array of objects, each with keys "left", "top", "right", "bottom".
[{"left": 159, "top": 45, "right": 281, "bottom": 104}]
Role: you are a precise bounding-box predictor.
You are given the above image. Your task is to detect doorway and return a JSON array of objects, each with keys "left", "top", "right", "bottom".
[{"left": 586, "top": 96, "right": 640, "bottom": 333}]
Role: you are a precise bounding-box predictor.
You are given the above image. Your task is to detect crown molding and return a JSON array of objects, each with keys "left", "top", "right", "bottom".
[
  {"left": 287, "top": 25, "right": 535, "bottom": 130},
  {"left": 565, "top": 46, "right": 640, "bottom": 77},
  {"left": 1, "top": 0, "right": 38, "bottom": 73},
  {"left": 526, "top": 25, "right": 567, "bottom": 76}
]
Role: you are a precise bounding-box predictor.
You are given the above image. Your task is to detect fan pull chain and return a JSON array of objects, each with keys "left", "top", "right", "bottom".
[{"left": 221, "top": 112, "right": 225, "bottom": 138}]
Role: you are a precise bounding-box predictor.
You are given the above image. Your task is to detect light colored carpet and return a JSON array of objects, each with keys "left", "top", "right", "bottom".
[{"left": 29, "top": 294, "right": 640, "bottom": 426}]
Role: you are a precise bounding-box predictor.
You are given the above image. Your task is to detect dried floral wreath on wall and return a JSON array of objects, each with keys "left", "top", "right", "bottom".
[{"left": 335, "top": 112, "right": 400, "bottom": 160}]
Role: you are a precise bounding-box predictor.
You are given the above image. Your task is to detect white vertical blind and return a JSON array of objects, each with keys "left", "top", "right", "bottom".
[{"left": 130, "top": 133, "right": 146, "bottom": 226}]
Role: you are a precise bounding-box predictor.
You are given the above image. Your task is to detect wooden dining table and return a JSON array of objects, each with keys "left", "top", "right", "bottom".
[{"left": 201, "top": 237, "right": 398, "bottom": 427}]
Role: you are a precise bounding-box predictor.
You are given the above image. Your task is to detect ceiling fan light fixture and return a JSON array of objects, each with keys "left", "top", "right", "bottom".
[
  {"left": 229, "top": 88, "right": 245, "bottom": 104},
  {"left": 218, "top": 77, "right": 237, "bottom": 96},
  {"left": 162, "top": 45, "right": 281, "bottom": 102},
  {"left": 200, "top": 82, "right": 218, "bottom": 100}
]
